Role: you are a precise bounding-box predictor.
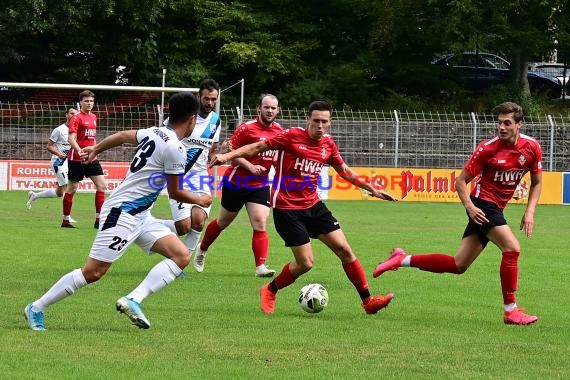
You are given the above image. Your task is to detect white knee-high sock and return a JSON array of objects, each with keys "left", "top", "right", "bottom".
[
  {"left": 32, "top": 269, "right": 87, "bottom": 312},
  {"left": 183, "top": 229, "right": 202, "bottom": 251},
  {"left": 34, "top": 189, "right": 58, "bottom": 199},
  {"left": 125, "top": 259, "right": 183, "bottom": 303}
]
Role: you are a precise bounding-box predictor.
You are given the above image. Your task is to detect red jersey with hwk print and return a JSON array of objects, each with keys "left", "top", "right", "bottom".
[
  {"left": 265, "top": 127, "right": 344, "bottom": 210},
  {"left": 465, "top": 133, "right": 542, "bottom": 210},
  {"left": 68, "top": 111, "right": 97, "bottom": 161},
  {"left": 224, "top": 118, "right": 283, "bottom": 188}
]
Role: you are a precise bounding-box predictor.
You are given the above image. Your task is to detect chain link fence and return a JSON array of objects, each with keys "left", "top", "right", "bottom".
[{"left": 1, "top": 102, "right": 568, "bottom": 171}]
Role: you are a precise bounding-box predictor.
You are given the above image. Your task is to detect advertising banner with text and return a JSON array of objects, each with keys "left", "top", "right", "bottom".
[
  {"left": 326, "top": 167, "right": 563, "bottom": 205},
  {"left": 1, "top": 161, "right": 566, "bottom": 205}
]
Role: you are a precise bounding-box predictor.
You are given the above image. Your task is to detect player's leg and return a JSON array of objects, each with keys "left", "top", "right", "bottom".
[
  {"left": 24, "top": 259, "right": 105, "bottom": 331},
  {"left": 162, "top": 198, "right": 191, "bottom": 236},
  {"left": 244, "top": 187, "right": 274, "bottom": 277},
  {"left": 487, "top": 225, "right": 536, "bottom": 324},
  {"left": 196, "top": 205, "right": 239, "bottom": 272},
  {"left": 87, "top": 160, "right": 106, "bottom": 228},
  {"left": 24, "top": 208, "right": 133, "bottom": 330},
  {"left": 119, "top": 219, "right": 189, "bottom": 328},
  {"left": 199, "top": 186, "right": 244, "bottom": 254},
  {"left": 185, "top": 205, "right": 208, "bottom": 250},
  {"left": 62, "top": 160, "right": 82, "bottom": 227},
  {"left": 319, "top": 228, "right": 394, "bottom": 314},
  {"left": 26, "top": 163, "right": 66, "bottom": 209},
  {"left": 200, "top": 206, "right": 239, "bottom": 249},
  {"left": 188, "top": 204, "right": 211, "bottom": 272},
  {"left": 373, "top": 219, "right": 485, "bottom": 278},
  {"left": 259, "top": 208, "right": 311, "bottom": 314},
  {"left": 260, "top": 244, "right": 312, "bottom": 315},
  {"left": 133, "top": 234, "right": 190, "bottom": 301}
]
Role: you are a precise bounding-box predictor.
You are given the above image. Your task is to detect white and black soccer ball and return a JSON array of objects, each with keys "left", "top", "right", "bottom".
[{"left": 298, "top": 283, "right": 329, "bottom": 314}]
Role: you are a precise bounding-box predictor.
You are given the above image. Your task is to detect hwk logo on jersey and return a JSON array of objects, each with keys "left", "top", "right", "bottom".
[
  {"left": 209, "top": 123, "right": 218, "bottom": 134},
  {"left": 518, "top": 154, "right": 526, "bottom": 166},
  {"left": 321, "top": 147, "right": 327, "bottom": 159}
]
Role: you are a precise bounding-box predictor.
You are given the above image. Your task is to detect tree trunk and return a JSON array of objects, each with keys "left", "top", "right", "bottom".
[{"left": 510, "top": 52, "right": 531, "bottom": 98}]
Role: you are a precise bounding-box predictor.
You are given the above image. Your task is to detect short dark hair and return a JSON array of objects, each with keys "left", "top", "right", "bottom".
[
  {"left": 199, "top": 79, "right": 220, "bottom": 95},
  {"left": 308, "top": 100, "right": 332, "bottom": 116},
  {"left": 492, "top": 102, "right": 523, "bottom": 123},
  {"left": 79, "top": 90, "right": 95, "bottom": 101},
  {"left": 168, "top": 92, "right": 200, "bottom": 124},
  {"left": 257, "top": 93, "right": 278, "bottom": 107}
]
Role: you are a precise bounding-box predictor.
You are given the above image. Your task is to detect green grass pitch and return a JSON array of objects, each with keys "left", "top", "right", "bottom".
[{"left": 1, "top": 191, "right": 569, "bottom": 379}]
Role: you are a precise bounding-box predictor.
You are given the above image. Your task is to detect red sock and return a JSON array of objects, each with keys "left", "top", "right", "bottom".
[
  {"left": 95, "top": 191, "right": 105, "bottom": 213},
  {"left": 200, "top": 219, "right": 223, "bottom": 251},
  {"left": 410, "top": 254, "right": 460, "bottom": 273},
  {"left": 500, "top": 251, "right": 519, "bottom": 305},
  {"left": 252, "top": 230, "right": 269, "bottom": 267},
  {"left": 273, "top": 263, "right": 297, "bottom": 291},
  {"left": 63, "top": 192, "right": 74, "bottom": 218},
  {"left": 342, "top": 259, "right": 369, "bottom": 293}
]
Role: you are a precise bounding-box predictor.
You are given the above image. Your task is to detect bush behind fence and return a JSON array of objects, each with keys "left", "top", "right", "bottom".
[{"left": 1, "top": 102, "right": 568, "bottom": 171}]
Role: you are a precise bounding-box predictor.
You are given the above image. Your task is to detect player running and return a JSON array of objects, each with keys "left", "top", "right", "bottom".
[
  {"left": 373, "top": 102, "right": 542, "bottom": 326},
  {"left": 209, "top": 100, "right": 397, "bottom": 315},
  {"left": 24, "top": 92, "right": 211, "bottom": 331}
]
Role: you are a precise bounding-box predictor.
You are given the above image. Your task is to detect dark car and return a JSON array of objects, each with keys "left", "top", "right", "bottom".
[
  {"left": 432, "top": 52, "right": 562, "bottom": 98},
  {"left": 528, "top": 62, "right": 569, "bottom": 98}
]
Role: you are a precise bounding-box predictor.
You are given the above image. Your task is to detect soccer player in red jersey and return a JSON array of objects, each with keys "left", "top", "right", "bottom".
[
  {"left": 210, "top": 100, "right": 398, "bottom": 315},
  {"left": 63, "top": 90, "right": 107, "bottom": 229},
  {"left": 373, "top": 102, "right": 542, "bottom": 325},
  {"left": 196, "top": 94, "right": 283, "bottom": 277}
]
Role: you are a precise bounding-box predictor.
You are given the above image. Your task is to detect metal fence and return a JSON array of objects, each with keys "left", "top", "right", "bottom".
[{"left": 1, "top": 102, "right": 569, "bottom": 171}]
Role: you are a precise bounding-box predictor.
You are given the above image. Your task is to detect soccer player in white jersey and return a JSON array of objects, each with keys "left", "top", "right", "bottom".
[
  {"left": 24, "top": 92, "right": 212, "bottom": 331},
  {"left": 160, "top": 79, "right": 221, "bottom": 270},
  {"left": 26, "top": 108, "right": 78, "bottom": 220}
]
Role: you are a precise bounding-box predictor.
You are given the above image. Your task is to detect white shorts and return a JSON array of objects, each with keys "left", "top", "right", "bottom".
[
  {"left": 169, "top": 198, "right": 212, "bottom": 222},
  {"left": 169, "top": 170, "right": 212, "bottom": 221},
  {"left": 53, "top": 161, "right": 69, "bottom": 186},
  {"left": 89, "top": 207, "right": 176, "bottom": 263}
]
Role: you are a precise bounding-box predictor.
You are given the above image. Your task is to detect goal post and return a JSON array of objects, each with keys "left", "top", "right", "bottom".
[{"left": 0, "top": 81, "right": 200, "bottom": 125}]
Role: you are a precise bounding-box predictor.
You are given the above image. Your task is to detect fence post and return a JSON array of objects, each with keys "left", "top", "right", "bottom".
[
  {"left": 470, "top": 112, "right": 477, "bottom": 152},
  {"left": 393, "top": 110, "right": 399, "bottom": 167},
  {"left": 547, "top": 114, "right": 555, "bottom": 172}
]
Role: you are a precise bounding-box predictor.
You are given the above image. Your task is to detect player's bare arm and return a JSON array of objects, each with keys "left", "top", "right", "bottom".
[
  {"left": 333, "top": 163, "right": 397, "bottom": 201},
  {"left": 167, "top": 175, "right": 212, "bottom": 208},
  {"left": 207, "top": 142, "right": 219, "bottom": 162},
  {"left": 218, "top": 138, "right": 233, "bottom": 154},
  {"left": 68, "top": 132, "right": 83, "bottom": 156},
  {"left": 82, "top": 130, "right": 138, "bottom": 163},
  {"left": 520, "top": 171, "right": 542, "bottom": 238},
  {"left": 455, "top": 170, "right": 488, "bottom": 225},
  {"left": 47, "top": 140, "right": 67, "bottom": 159},
  {"left": 233, "top": 157, "right": 266, "bottom": 176},
  {"left": 209, "top": 141, "right": 269, "bottom": 167}
]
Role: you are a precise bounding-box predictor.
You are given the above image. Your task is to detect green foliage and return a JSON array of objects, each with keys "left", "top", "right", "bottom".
[{"left": 0, "top": 0, "right": 569, "bottom": 111}]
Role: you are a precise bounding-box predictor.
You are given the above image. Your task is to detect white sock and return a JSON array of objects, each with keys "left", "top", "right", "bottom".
[
  {"left": 504, "top": 303, "right": 518, "bottom": 312},
  {"left": 34, "top": 189, "right": 58, "bottom": 199},
  {"left": 32, "top": 269, "right": 87, "bottom": 312},
  {"left": 401, "top": 256, "right": 411, "bottom": 267},
  {"left": 183, "top": 229, "right": 202, "bottom": 251},
  {"left": 125, "top": 259, "right": 182, "bottom": 303}
]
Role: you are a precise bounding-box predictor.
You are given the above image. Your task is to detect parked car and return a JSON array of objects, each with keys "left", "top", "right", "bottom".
[
  {"left": 432, "top": 52, "right": 563, "bottom": 98},
  {"left": 528, "top": 62, "right": 569, "bottom": 97}
]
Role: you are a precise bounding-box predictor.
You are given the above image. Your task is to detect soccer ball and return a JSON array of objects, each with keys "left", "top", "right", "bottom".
[{"left": 298, "top": 283, "right": 329, "bottom": 313}]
